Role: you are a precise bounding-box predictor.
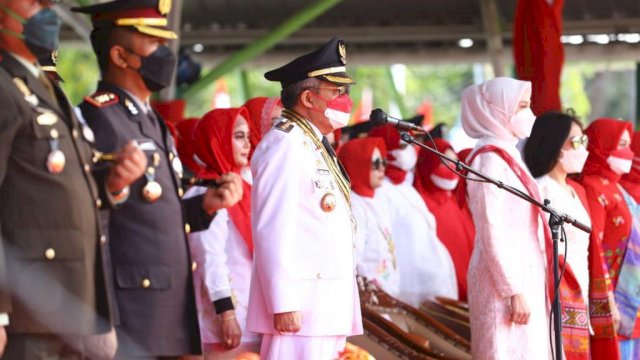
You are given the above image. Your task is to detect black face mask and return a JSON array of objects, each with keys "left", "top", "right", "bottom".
[{"left": 126, "top": 45, "right": 177, "bottom": 92}]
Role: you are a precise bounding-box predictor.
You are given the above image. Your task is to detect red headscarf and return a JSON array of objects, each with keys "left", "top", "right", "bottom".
[
  {"left": 583, "top": 118, "right": 634, "bottom": 182},
  {"left": 621, "top": 131, "right": 640, "bottom": 202},
  {"left": 175, "top": 118, "right": 200, "bottom": 173},
  {"left": 194, "top": 107, "right": 253, "bottom": 253},
  {"left": 414, "top": 138, "right": 455, "bottom": 193},
  {"left": 337, "top": 138, "right": 387, "bottom": 198},
  {"left": 243, "top": 97, "right": 282, "bottom": 158},
  {"left": 369, "top": 124, "right": 406, "bottom": 184},
  {"left": 152, "top": 99, "right": 186, "bottom": 124}
]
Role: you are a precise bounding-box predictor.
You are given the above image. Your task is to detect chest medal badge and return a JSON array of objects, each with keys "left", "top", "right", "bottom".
[
  {"left": 142, "top": 163, "right": 162, "bottom": 202},
  {"left": 320, "top": 193, "right": 337, "bottom": 212},
  {"left": 46, "top": 128, "right": 65, "bottom": 174}
]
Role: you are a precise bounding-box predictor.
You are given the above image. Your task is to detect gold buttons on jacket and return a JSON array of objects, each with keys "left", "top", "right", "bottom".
[
  {"left": 192, "top": 261, "right": 197, "bottom": 271},
  {"left": 100, "top": 235, "right": 107, "bottom": 245},
  {"left": 72, "top": 129, "right": 79, "bottom": 139},
  {"left": 178, "top": 188, "right": 184, "bottom": 197},
  {"left": 185, "top": 223, "right": 191, "bottom": 234},
  {"left": 95, "top": 199, "right": 102, "bottom": 208},
  {"left": 44, "top": 248, "right": 56, "bottom": 260},
  {"left": 84, "top": 164, "right": 91, "bottom": 173},
  {"left": 141, "top": 278, "right": 151, "bottom": 289}
]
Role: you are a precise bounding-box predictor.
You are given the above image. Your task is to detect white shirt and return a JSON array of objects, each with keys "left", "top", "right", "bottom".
[
  {"left": 377, "top": 178, "right": 458, "bottom": 306},
  {"left": 351, "top": 192, "right": 400, "bottom": 297},
  {"left": 537, "top": 175, "right": 591, "bottom": 305}
]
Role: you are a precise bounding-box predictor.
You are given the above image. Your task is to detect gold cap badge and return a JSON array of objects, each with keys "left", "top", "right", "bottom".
[
  {"left": 338, "top": 42, "right": 347, "bottom": 65},
  {"left": 158, "top": 0, "right": 172, "bottom": 15}
]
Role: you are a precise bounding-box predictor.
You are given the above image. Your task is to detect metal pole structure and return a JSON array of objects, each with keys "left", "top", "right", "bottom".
[
  {"left": 159, "top": 0, "right": 183, "bottom": 101},
  {"left": 479, "top": 0, "right": 505, "bottom": 77},
  {"left": 182, "top": 0, "right": 342, "bottom": 99}
]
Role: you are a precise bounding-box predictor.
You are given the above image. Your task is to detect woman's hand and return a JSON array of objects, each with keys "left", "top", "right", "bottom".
[
  {"left": 510, "top": 293, "right": 531, "bottom": 325},
  {"left": 609, "top": 292, "right": 621, "bottom": 332}
]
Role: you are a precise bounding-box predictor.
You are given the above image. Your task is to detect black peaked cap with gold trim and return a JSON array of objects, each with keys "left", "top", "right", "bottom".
[
  {"left": 265, "top": 37, "right": 356, "bottom": 87},
  {"left": 71, "top": 0, "right": 177, "bottom": 40}
]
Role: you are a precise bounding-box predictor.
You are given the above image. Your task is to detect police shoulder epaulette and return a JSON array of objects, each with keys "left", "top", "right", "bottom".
[
  {"left": 274, "top": 120, "right": 294, "bottom": 133},
  {"left": 84, "top": 92, "right": 119, "bottom": 108}
]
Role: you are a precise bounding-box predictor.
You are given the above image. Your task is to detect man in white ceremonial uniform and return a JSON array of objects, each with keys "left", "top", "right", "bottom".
[{"left": 247, "top": 38, "right": 363, "bottom": 359}]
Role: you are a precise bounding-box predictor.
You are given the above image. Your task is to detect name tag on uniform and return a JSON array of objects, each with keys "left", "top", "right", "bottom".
[
  {"left": 313, "top": 169, "right": 335, "bottom": 192},
  {"left": 134, "top": 139, "right": 156, "bottom": 152},
  {"left": 36, "top": 110, "right": 58, "bottom": 125}
]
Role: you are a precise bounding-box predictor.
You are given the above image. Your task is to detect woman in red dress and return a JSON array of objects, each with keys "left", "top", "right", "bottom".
[
  {"left": 413, "top": 138, "right": 475, "bottom": 301},
  {"left": 580, "top": 118, "right": 634, "bottom": 359}
]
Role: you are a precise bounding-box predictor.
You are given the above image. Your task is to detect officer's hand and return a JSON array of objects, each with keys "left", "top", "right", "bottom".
[
  {"left": 202, "top": 173, "right": 243, "bottom": 214},
  {"left": 106, "top": 141, "right": 148, "bottom": 193},
  {"left": 274, "top": 311, "right": 302, "bottom": 334},
  {"left": 0, "top": 326, "right": 7, "bottom": 358},
  {"left": 219, "top": 310, "right": 241, "bottom": 349}
]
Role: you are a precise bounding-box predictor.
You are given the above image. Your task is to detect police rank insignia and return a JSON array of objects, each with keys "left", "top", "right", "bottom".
[
  {"left": 85, "top": 92, "right": 119, "bottom": 108},
  {"left": 338, "top": 41, "right": 347, "bottom": 65},
  {"left": 274, "top": 120, "right": 294, "bottom": 133}
]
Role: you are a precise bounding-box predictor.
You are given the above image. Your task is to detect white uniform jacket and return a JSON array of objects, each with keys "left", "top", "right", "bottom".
[{"left": 247, "top": 117, "right": 363, "bottom": 337}]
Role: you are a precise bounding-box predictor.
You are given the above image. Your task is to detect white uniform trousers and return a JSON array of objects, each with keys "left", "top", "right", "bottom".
[{"left": 260, "top": 335, "right": 346, "bottom": 360}]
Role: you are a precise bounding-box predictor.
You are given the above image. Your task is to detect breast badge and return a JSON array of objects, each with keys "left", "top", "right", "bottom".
[{"left": 320, "top": 193, "right": 337, "bottom": 212}]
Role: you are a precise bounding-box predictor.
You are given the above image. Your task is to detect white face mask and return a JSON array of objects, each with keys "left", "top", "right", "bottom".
[
  {"left": 324, "top": 108, "right": 350, "bottom": 129},
  {"left": 608, "top": 156, "right": 633, "bottom": 175},
  {"left": 389, "top": 146, "right": 417, "bottom": 171},
  {"left": 559, "top": 147, "right": 589, "bottom": 174},
  {"left": 430, "top": 174, "right": 459, "bottom": 190},
  {"left": 510, "top": 108, "right": 536, "bottom": 139}
]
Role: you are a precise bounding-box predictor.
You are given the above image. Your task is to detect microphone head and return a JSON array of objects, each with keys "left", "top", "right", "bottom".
[{"left": 369, "top": 108, "right": 387, "bottom": 126}]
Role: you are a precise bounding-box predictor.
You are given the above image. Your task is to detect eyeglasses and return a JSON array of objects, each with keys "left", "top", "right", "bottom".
[
  {"left": 569, "top": 134, "right": 588, "bottom": 150},
  {"left": 372, "top": 158, "right": 388, "bottom": 170},
  {"left": 309, "top": 86, "right": 350, "bottom": 96}
]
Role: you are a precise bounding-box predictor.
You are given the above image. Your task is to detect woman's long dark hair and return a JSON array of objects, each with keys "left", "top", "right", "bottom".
[{"left": 524, "top": 110, "right": 584, "bottom": 178}]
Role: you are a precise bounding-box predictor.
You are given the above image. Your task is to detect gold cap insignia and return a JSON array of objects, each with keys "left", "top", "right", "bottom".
[
  {"left": 158, "top": 0, "right": 172, "bottom": 15},
  {"left": 338, "top": 41, "right": 347, "bottom": 65},
  {"left": 51, "top": 50, "right": 58, "bottom": 65}
]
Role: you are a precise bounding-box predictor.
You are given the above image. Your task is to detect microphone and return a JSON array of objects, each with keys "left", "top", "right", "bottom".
[{"left": 369, "top": 108, "right": 426, "bottom": 133}]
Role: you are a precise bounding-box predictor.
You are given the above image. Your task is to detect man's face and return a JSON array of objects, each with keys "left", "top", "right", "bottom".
[
  {"left": 302, "top": 80, "right": 350, "bottom": 134},
  {"left": 117, "top": 31, "right": 167, "bottom": 68},
  {"left": 0, "top": 0, "right": 46, "bottom": 54}
]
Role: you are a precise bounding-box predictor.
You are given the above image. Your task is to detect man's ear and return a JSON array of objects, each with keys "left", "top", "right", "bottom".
[
  {"left": 300, "top": 89, "right": 314, "bottom": 109},
  {"left": 109, "top": 45, "right": 129, "bottom": 70}
]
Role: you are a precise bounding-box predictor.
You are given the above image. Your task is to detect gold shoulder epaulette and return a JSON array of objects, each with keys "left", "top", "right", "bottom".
[
  {"left": 84, "top": 92, "right": 119, "bottom": 108},
  {"left": 274, "top": 120, "right": 295, "bottom": 133}
]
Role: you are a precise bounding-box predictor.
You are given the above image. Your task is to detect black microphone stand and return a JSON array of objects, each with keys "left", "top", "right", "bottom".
[{"left": 400, "top": 132, "right": 591, "bottom": 360}]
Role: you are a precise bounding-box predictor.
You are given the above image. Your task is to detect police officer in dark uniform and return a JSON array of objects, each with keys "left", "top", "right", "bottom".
[
  {"left": 0, "top": 0, "right": 148, "bottom": 358},
  {"left": 72, "top": 0, "right": 244, "bottom": 357}
]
